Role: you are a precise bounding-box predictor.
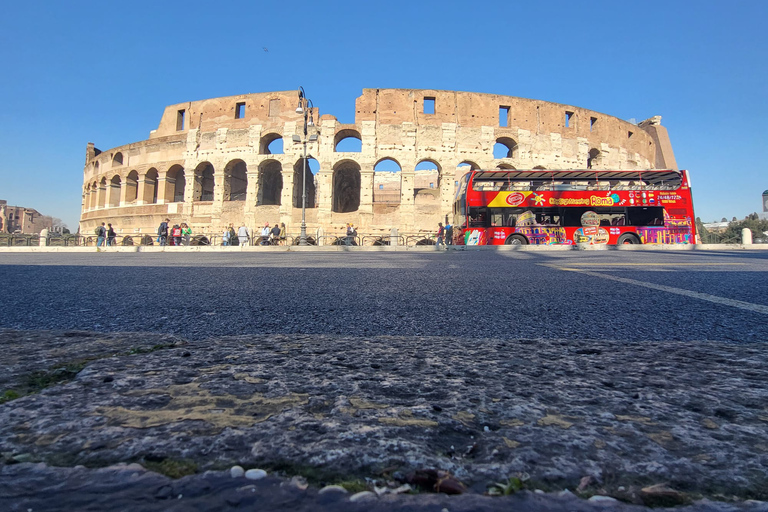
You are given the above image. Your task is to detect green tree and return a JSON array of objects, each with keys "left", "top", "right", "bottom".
[{"left": 722, "top": 214, "right": 768, "bottom": 243}]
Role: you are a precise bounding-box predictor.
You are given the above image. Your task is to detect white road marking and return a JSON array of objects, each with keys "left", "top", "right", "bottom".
[{"left": 550, "top": 266, "right": 768, "bottom": 315}]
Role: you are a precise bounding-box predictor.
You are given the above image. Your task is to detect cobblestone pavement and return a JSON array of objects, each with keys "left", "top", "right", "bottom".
[{"left": 0, "top": 330, "right": 767, "bottom": 511}]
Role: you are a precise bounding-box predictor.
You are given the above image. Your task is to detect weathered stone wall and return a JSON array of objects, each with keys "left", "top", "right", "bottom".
[{"left": 80, "top": 89, "right": 676, "bottom": 239}]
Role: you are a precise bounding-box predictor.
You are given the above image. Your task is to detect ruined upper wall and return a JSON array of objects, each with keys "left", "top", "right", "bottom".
[
  {"left": 354, "top": 88, "right": 671, "bottom": 167},
  {"left": 151, "top": 90, "right": 320, "bottom": 139}
]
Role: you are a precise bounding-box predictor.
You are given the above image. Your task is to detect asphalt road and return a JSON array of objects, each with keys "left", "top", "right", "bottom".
[{"left": 1, "top": 249, "right": 766, "bottom": 343}]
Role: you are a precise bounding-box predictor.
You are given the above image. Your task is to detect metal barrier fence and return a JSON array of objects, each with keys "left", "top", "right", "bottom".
[{"left": 1, "top": 231, "right": 452, "bottom": 248}]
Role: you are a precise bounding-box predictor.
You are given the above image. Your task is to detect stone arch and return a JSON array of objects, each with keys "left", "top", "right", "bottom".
[
  {"left": 224, "top": 159, "right": 247, "bottom": 201},
  {"left": 112, "top": 152, "right": 123, "bottom": 166},
  {"left": 293, "top": 158, "right": 317, "bottom": 208},
  {"left": 145, "top": 168, "right": 159, "bottom": 204},
  {"left": 194, "top": 162, "right": 215, "bottom": 201},
  {"left": 374, "top": 158, "right": 402, "bottom": 204},
  {"left": 258, "top": 160, "right": 283, "bottom": 205},
  {"left": 108, "top": 175, "right": 121, "bottom": 207},
  {"left": 334, "top": 129, "right": 362, "bottom": 152},
  {"left": 166, "top": 165, "right": 185, "bottom": 202},
  {"left": 493, "top": 137, "right": 518, "bottom": 159},
  {"left": 126, "top": 170, "right": 139, "bottom": 203},
  {"left": 533, "top": 165, "right": 546, "bottom": 170},
  {"left": 414, "top": 159, "right": 441, "bottom": 201},
  {"left": 260, "top": 133, "right": 283, "bottom": 155},
  {"left": 332, "top": 160, "right": 361, "bottom": 213},
  {"left": 91, "top": 180, "right": 99, "bottom": 209},
  {"left": 496, "top": 163, "right": 516, "bottom": 170},
  {"left": 94, "top": 161, "right": 100, "bottom": 171},
  {"left": 587, "top": 148, "right": 601, "bottom": 169}
]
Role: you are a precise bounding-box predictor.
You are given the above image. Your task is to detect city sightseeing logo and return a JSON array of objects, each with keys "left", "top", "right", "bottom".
[{"left": 505, "top": 192, "right": 525, "bottom": 206}]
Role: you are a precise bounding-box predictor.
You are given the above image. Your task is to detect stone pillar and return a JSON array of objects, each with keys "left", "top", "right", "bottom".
[
  {"left": 97, "top": 182, "right": 107, "bottom": 208},
  {"left": 359, "top": 169, "right": 374, "bottom": 216},
  {"left": 246, "top": 170, "right": 259, "bottom": 212},
  {"left": 119, "top": 178, "right": 130, "bottom": 206},
  {"left": 390, "top": 227, "right": 398, "bottom": 246},
  {"left": 156, "top": 176, "right": 169, "bottom": 204},
  {"left": 316, "top": 169, "right": 333, "bottom": 214},
  {"left": 280, "top": 164, "right": 293, "bottom": 217},
  {"left": 39, "top": 228, "right": 48, "bottom": 247},
  {"left": 136, "top": 178, "right": 148, "bottom": 205},
  {"left": 211, "top": 166, "right": 225, "bottom": 216},
  {"left": 742, "top": 228, "right": 752, "bottom": 245}
]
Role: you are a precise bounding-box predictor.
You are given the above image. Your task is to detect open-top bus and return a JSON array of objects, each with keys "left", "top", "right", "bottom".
[{"left": 452, "top": 169, "right": 696, "bottom": 246}]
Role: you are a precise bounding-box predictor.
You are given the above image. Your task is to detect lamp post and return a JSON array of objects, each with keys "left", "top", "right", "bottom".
[{"left": 293, "top": 87, "right": 318, "bottom": 246}]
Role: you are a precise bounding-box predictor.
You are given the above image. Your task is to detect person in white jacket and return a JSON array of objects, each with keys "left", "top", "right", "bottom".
[
  {"left": 260, "top": 223, "right": 271, "bottom": 245},
  {"left": 237, "top": 224, "right": 249, "bottom": 246}
]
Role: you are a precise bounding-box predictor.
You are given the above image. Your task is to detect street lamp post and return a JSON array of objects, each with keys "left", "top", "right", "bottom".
[{"left": 293, "top": 86, "right": 318, "bottom": 246}]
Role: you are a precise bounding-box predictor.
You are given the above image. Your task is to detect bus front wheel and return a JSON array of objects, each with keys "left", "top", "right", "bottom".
[
  {"left": 505, "top": 234, "right": 528, "bottom": 245},
  {"left": 617, "top": 233, "right": 641, "bottom": 245}
]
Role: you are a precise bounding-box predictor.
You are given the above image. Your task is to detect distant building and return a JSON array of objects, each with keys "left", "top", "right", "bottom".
[
  {"left": 702, "top": 221, "right": 729, "bottom": 233},
  {"left": 761, "top": 190, "right": 768, "bottom": 220},
  {"left": 0, "top": 200, "right": 54, "bottom": 234}
]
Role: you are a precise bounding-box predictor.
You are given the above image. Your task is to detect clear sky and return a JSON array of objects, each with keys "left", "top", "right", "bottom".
[{"left": 1, "top": 0, "right": 766, "bottom": 230}]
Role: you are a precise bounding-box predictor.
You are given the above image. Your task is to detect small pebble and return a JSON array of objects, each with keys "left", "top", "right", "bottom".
[
  {"left": 230, "top": 465, "right": 245, "bottom": 478},
  {"left": 588, "top": 495, "right": 618, "bottom": 503},
  {"left": 244, "top": 468, "right": 267, "bottom": 480},
  {"left": 483, "top": 426, "right": 490, "bottom": 432},
  {"left": 319, "top": 485, "right": 348, "bottom": 494},
  {"left": 349, "top": 491, "right": 376, "bottom": 502}
]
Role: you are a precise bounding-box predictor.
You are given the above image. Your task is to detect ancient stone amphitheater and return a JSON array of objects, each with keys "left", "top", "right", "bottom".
[{"left": 80, "top": 88, "right": 677, "bottom": 241}]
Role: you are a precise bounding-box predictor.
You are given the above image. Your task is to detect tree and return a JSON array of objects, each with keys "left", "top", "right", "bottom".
[
  {"left": 721, "top": 217, "right": 727, "bottom": 222},
  {"left": 722, "top": 215, "right": 768, "bottom": 243}
]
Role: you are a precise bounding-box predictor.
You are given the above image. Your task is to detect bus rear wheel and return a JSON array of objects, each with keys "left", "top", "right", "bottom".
[
  {"left": 505, "top": 234, "right": 528, "bottom": 246},
  {"left": 617, "top": 233, "right": 641, "bottom": 245}
]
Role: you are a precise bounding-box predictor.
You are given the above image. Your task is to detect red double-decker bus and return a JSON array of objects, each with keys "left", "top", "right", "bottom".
[{"left": 451, "top": 169, "right": 696, "bottom": 246}]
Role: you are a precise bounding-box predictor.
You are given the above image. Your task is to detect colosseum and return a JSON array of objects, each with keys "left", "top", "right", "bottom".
[{"left": 80, "top": 88, "right": 677, "bottom": 242}]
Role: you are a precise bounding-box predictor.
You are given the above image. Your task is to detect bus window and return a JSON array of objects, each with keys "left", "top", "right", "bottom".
[
  {"left": 468, "top": 207, "right": 488, "bottom": 227},
  {"left": 627, "top": 207, "right": 665, "bottom": 226}
]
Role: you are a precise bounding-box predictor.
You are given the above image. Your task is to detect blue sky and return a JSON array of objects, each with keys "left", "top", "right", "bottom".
[{"left": 1, "top": 0, "right": 765, "bottom": 229}]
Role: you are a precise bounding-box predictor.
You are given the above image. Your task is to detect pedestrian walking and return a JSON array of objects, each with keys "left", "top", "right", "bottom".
[
  {"left": 238, "top": 224, "right": 250, "bottom": 246},
  {"left": 106, "top": 223, "right": 116, "bottom": 246},
  {"left": 96, "top": 222, "right": 106, "bottom": 247},
  {"left": 445, "top": 222, "right": 453, "bottom": 246},
  {"left": 435, "top": 222, "right": 444, "bottom": 248},
  {"left": 181, "top": 223, "right": 192, "bottom": 246},
  {"left": 157, "top": 218, "right": 169, "bottom": 246}
]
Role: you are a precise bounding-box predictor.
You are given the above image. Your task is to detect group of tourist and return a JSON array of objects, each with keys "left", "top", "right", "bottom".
[
  {"left": 435, "top": 222, "right": 454, "bottom": 248},
  {"left": 94, "top": 222, "right": 116, "bottom": 247},
  {"left": 156, "top": 218, "right": 192, "bottom": 246},
  {"left": 222, "top": 222, "right": 287, "bottom": 246}
]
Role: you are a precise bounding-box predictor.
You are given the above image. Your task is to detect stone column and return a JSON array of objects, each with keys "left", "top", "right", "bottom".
[
  {"left": 156, "top": 175, "right": 169, "bottom": 204},
  {"left": 119, "top": 177, "right": 130, "bottom": 206},
  {"left": 280, "top": 163, "right": 294, "bottom": 217},
  {"left": 97, "top": 182, "right": 107, "bottom": 208},
  {"left": 359, "top": 169, "right": 374, "bottom": 216}
]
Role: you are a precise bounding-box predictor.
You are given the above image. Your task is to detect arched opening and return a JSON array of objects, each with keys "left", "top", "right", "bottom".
[
  {"left": 224, "top": 159, "right": 247, "bottom": 201},
  {"left": 145, "top": 168, "right": 159, "bottom": 204},
  {"left": 496, "top": 163, "right": 516, "bottom": 170},
  {"left": 166, "top": 165, "right": 185, "bottom": 202},
  {"left": 112, "top": 152, "right": 123, "bottom": 166},
  {"left": 414, "top": 160, "right": 441, "bottom": 202},
  {"left": 258, "top": 160, "right": 283, "bottom": 205},
  {"left": 108, "top": 175, "right": 121, "bottom": 207},
  {"left": 332, "top": 160, "right": 361, "bottom": 213},
  {"left": 126, "top": 170, "right": 139, "bottom": 203},
  {"left": 587, "top": 148, "right": 601, "bottom": 169},
  {"left": 194, "top": 162, "right": 215, "bottom": 201},
  {"left": 259, "top": 133, "right": 284, "bottom": 155},
  {"left": 374, "top": 158, "right": 401, "bottom": 204},
  {"left": 533, "top": 165, "right": 546, "bottom": 170},
  {"left": 293, "top": 158, "right": 318, "bottom": 208},
  {"left": 334, "top": 129, "right": 362, "bottom": 152},
  {"left": 493, "top": 137, "right": 518, "bottom": 159}
]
